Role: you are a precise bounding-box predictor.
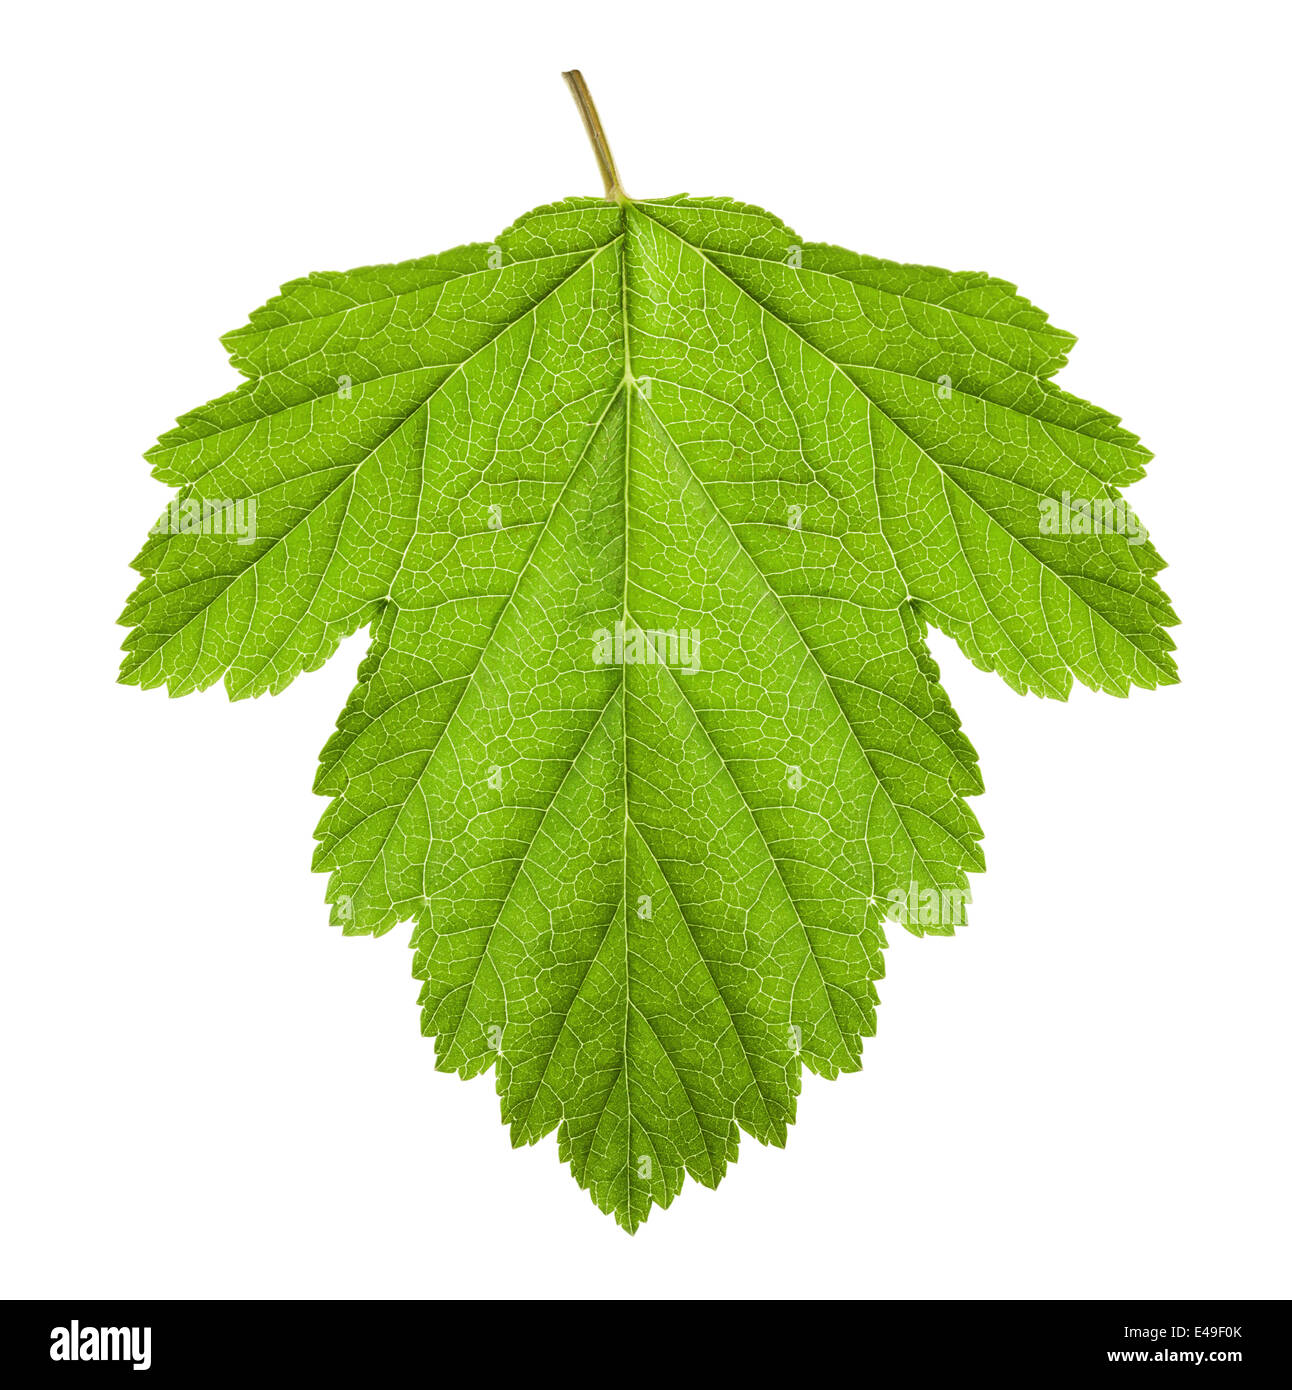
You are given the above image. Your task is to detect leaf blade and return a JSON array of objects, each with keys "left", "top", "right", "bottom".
[{"left": 121, "top": 193, "right": 1177, "bottom": 1230}]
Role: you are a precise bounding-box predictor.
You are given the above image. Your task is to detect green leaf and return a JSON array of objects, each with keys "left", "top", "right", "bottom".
[{"left": 120, "top": 165, "right": 1176, "bottom": 1231}]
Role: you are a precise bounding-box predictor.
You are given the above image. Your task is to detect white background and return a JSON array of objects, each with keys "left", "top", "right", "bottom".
[{"left": 2, "top": 0, "right": 1288, "bottom": 1300}]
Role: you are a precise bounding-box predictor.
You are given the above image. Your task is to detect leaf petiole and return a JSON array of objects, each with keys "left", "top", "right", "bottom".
[{"left": 562, "top": 70, "right": 629, "bottom": 204}]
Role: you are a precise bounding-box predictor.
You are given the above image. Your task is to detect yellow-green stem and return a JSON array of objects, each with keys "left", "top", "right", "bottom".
[{"left": 562, "top": 70, "right": 629, "bottom": 204}]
